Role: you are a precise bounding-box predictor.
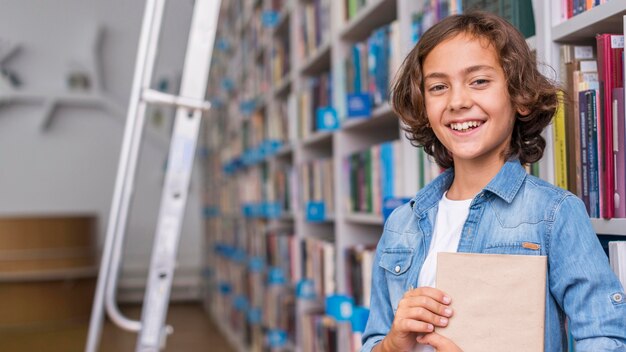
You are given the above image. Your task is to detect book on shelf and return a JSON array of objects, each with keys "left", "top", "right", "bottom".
[
  {"left": 345, "top": 245, "right": 375, "bottom": 308},
  {"left": 346, "top": 141, "right": 401, "bottom": 215},
  {"left": 560, "top": 44, "right": 596, "bottom": 197},
  {"left": 301, "top": 310, "right": 338, "bottom": 352},
  {"left": 596, "top": 34, "right": 624, "bottom": 219},
  {"left": 461, "top": 0, "right": 534, "bottom": 37},
  {"left": 344, "top": 21, "right": 400, "bottom": 118},
  {"left": 301, "top": 237, "right": 337, "bottom": 299},
  {"left": 609, "top": 241, "right": 626, "bottom": 287},
  {"left": 553, "top": 91, "right": 569, "bottom": 190}
]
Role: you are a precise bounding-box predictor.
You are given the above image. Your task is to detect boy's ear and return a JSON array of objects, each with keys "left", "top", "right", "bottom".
[{"left": 517, "top": 106, "right": 530, "bottom": 116}]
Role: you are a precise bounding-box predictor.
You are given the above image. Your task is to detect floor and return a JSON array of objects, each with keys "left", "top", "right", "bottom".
[
  {"left": 101, "top": 302, "right": 235, "bottom": 352},
  {"left": 0, "top": 302, "right": 235, "bottom": 352}
]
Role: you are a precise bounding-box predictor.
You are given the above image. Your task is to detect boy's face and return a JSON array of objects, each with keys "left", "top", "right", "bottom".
[{"left": 422, "top": 33, "right": 519, "bottom": 169}]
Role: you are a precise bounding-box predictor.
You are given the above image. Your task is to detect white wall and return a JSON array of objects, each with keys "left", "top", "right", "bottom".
[{"left": 0, "top": 0, "right": 205, "bottom": 300}]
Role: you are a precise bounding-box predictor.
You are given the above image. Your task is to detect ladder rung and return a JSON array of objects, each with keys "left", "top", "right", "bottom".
[{"left": 141, "top": 89, "right": 211, "bottom": 111}]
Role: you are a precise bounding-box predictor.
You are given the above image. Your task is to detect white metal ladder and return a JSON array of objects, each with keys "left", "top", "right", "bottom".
[{"left": 85, "top": 0, "right": 220, "bottom": 351}]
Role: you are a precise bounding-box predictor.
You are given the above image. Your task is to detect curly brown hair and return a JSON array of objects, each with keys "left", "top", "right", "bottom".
[{"left": 391, "top": 11, "right": 559, "bottom": 169}]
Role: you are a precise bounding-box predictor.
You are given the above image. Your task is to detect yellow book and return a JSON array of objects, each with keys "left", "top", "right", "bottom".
[{"left": 553, "top": 91, "right": 568, "bottom": 190}]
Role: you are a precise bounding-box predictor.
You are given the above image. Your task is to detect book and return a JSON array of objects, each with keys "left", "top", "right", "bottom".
[
  {"left": 609, "top": 241, "right": 626, "bottom": 287},
  {"left": 596, "top": 34, "right": 624, "bottom": 219},
  {"left": 436, "top": 253, "right": 547, "bottom": 352}
]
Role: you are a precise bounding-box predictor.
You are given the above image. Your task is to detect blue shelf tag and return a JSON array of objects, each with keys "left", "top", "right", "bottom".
[
  {"left": 296, "top": 279, "right": 316, "bottom": 300},
  {"left": 248, "top": 256, "right": 265, "bottom": 273},
  {"left": 232, "top": 248, "right": 247, "bottom": 264},
  {"left": 203, "top": 206, "right": 219, "bottom": 218},
  {"left": 220, "top": 77, "right": 234, "bottom": 92},
  {"left": 266, "top": 329, "right": 287, "bottom": 348},
  {"left": 347, "top": 93, "right": 372, "bottom": 118},
  {"left": 239, "top": 100, "right": 256, "bottom": 116},
  {"left": 267, "top": 266, "right": 286, "bottom": 285},
  {"left": 306, "top": 201, "right": 326, "bottom": 222},
  {"left": 233, "top": 295, "right": 249, "bottom": 312},
  {"left": 218, "top": 282, "right": 232, "bottom": 295},
  {"left": 216, "top": 37, "right": 230, "bottom": 52},
  {"left": 325, "top": 294, "right": 354, "bottom": 321},
  {"left": 265, "top": 202, "right": 282, "bottom": 219},
  {"left": 316, "top": 106, "right": 339, "bottom": 131},
  {"left": 382, "top": 197, "right": 412, "bottom": 223},
  {"left": 262, "top": 10, "right": 280, "bottom": 28},
  {"left": 247, "top": 307, "right": 262, "bottom": 325},
  {"left": 350, "top": 306, "right": 370, "bottom": 333}
]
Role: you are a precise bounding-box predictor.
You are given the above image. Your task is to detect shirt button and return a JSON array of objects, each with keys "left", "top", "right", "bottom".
[
  {"left": 612, "top": 293, "right": 623, "bottom": 302},
  {"left": 394, "top": 265, "right": 401, "bottom": 273}
]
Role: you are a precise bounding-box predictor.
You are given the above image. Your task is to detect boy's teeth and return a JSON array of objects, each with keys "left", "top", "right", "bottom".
[{"left": 451, "top": 121, "right": 481, "bottom": 131}]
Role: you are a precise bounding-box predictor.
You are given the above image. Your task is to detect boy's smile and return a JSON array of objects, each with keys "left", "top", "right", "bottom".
[{"left": 422, "top": 33, "right": 521, "bottom": 170}]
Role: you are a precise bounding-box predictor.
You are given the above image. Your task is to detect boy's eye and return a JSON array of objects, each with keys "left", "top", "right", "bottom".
[
  {"left": 471, "top": 79, "right": 490, "bottom": 86},
  {"left": 429, "top": 84, "right": 446, "bottom": 92}
]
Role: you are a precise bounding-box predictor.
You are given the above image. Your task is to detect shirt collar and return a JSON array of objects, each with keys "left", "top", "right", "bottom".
[{"left": 411, "top": 159, "right": 527, "bottom": 217}]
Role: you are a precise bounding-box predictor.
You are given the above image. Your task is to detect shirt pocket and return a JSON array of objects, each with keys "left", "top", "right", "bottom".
[
  {"left": 379, "top": 248, "right": 414, "bottom": 313},
  {"left": 483, "top": 241, "right": 543, "bottom": 256}
]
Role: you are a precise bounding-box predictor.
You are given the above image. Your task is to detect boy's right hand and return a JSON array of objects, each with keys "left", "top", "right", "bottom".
[{"left": 379, "top": 287, "right": 454, "bottom": 352}]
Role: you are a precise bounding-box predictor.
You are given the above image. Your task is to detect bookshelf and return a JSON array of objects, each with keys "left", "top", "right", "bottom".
[{"left": 201, "top": 0, "right": 626, "bottom": 351}]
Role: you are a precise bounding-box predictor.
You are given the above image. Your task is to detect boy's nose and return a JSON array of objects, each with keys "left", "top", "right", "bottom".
[{"left": 447, "top": 88, "right": 472, "bottom": 111}]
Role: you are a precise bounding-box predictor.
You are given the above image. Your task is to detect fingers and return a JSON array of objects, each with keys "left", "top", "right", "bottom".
[
  {"left": 397, "top": 290, "right": 454, "bottom": 329},
  {"left": 405, "top": 286, "right": 451, "bottom": 305},
  {"left": 416, "top": 332, "right": 463, "bottom": 351}
]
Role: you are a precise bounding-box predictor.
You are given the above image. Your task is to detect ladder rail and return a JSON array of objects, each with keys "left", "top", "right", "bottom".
[
  {"left": 104, "top": 0, "right": 167, "bottom": 333},
  {"left": 85, "top": 0, "right": 166, "bottom": 350},
  {"left": 136, "top": 0, "right": 220, "bottom": 349}
]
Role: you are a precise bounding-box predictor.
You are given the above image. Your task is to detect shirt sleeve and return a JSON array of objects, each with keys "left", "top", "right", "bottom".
[
  {"left": 548, "top": 194, "right": 626, "bottom": 351},
  {"left": 361, "top": 230, "right": 394, "bottom": 352}
]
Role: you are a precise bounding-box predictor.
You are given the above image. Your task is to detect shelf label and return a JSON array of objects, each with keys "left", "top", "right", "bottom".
[
  {"left": 296, "top": 279, "right": 316, "bottom": 300},
  {"left": 350, "top": 306, "right": 370, "bottom": 333},
  {"left": 326, "top": 294, "right": 354, "bottom": 321},
  {"left": 316, "top": 106, "right": 339, "bottom": 131},
  {"left": 382, "top": 197, "right": 412, "bottom": 223},
  {"left": 347, "top": 93, "right": 372, "bottom": 118},
  {"left": 247, "top": 307, "right": 262, "bottom": 325},
  {"left": 248, "top": 256, "right": 265, "bottom": 273},
  {"left": 267, "top": 266, "right": 286, "bottom": 285},
  {"left": 306, "top": 201, "right": 326, "bottom": 222},
  {"left": 262, "top": 10, "right": 280, "bottom": 28},
  {"left": 266, "top": 329, "right": 287, "bottom": 348},
  {"left": 265, "top": 202, "right": 282, "bottom": 219},
  {"left": 233, "top": 294, "right": 248, "bottom": 311},
  {"left": 218, "top": 282, "right": 232, "bottom": 295}
]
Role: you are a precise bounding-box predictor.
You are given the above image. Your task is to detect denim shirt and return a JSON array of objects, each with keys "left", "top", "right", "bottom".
[{"left": 362, "top": 160, "right": 626, "bottom": 352}]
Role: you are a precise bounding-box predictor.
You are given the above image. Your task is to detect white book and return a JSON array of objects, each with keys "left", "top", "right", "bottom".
[{"left": 609, "top": 241, "right": 626, "bottom": 287}]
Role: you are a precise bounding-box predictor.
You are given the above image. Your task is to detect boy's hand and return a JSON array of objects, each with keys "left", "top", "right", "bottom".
[
  {"left": 416, "top": 332, "right": 463, "bottom": 351},
  {"left": 380, "top": 287, "right": 454, "bottom": 352}
]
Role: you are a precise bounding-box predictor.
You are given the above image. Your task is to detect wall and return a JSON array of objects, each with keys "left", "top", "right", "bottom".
[{"left": 0, "top": 0, "right": 204, "bottom": 301}]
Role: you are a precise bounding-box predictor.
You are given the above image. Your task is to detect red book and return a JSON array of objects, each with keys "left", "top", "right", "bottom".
[{"left": 595, "top": 34, "right": 624, "bottom": 219}]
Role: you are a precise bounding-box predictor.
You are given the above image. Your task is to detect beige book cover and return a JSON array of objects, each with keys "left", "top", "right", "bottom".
[{"left": 436, "top": 252, "right": 547, "bottom": 352}]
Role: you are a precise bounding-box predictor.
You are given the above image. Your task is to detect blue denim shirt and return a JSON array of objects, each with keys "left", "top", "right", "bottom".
[{"left": 362, "top": 160, "right": 626, "bottom": 352}]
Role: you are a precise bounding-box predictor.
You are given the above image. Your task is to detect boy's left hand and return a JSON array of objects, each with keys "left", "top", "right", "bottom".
[{"left": 416, "top": 332, "right": 462, "bottom": 351}]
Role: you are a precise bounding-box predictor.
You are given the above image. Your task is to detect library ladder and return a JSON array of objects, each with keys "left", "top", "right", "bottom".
[{"left": 85, "top": 0, "right": 221, "bottom": 351}]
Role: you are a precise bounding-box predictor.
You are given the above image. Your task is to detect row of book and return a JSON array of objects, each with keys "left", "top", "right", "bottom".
[
  {"left": 557, "top": 35, "right": 625, "bottom": 218},
  {"left": 344, "top": 140, "right": 443, "bottom": 216},
  {"left": 299, "top": 157, "right": 336, "bottom": 218},
  {"left": 411, "top": 0, "right": 463, "bottom": 44},
  {"left": 296, "top": 0, "right": 331, "bottom": 60},
  {"left": 345, "top": 21, "right": 401, "bottom": 111},
  {"left": 298, "top": 72, "right": 333, "bottom": 140},
  {"left": 557, "top": 0, "right": 611, "bottom": 23},
  {"left": 462, "top": 0, "right": 534, "bottom": 37},
  {"left": 271, "top": 34, "right": 290, "bottom": 86}
]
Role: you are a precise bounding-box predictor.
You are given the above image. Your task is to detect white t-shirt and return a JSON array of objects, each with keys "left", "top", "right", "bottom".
[{"left": 414, "top": 192, "right": 472, "bottom": 352}]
